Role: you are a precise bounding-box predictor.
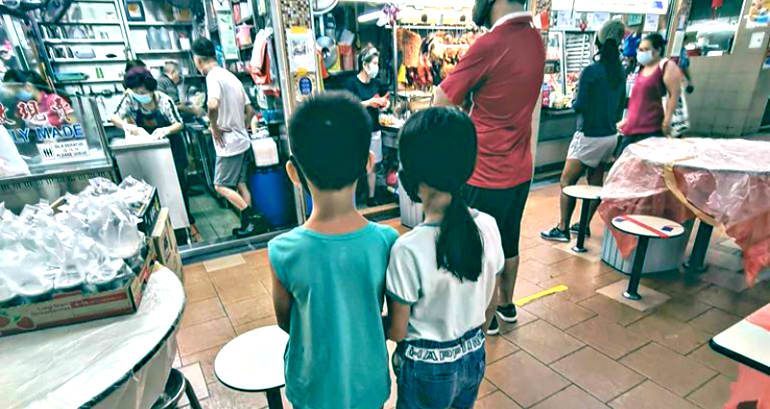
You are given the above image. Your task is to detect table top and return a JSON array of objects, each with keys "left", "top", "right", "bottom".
[
  {"left": 710, "top": 306, "right": 770, "bottom": 376},
  {"left": 214, "top": 325, "right": 289, "bottom": 392},
  {"left": 563, "top": 185, "right": 602, "bottom": 200},
  {"left": 0, "top": 268, "right": 185, "bottom": 409},
  {"left": 611, "top": 215, "right": 685, "bottom": 239}
]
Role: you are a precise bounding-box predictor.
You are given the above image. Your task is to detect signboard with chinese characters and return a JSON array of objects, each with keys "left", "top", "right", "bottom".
[{"left": 552, "top": 0, "right": 668, "bottom": 15}]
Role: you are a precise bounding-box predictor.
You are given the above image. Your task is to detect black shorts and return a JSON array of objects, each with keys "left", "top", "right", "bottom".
[{"left": 462, "top": 181, "right": 531, "bottom": 259}]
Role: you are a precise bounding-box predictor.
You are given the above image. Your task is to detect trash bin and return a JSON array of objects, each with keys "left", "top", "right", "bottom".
[{"left": 249, "top": 166, "right": 297, "bottom": 229}]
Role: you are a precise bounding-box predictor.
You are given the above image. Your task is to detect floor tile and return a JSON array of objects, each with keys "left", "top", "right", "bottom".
[
  {"left": 485, "top": 351, "right": 570, "bottom": 408},
  {"left": 619, "top": 343, "right": 717, "bottom": 397},
  {"left": 596, "top": 280, "right": 671, "bottom": 312},
  {"left": 213, "top": 277, "right": 269, "bottom": 304},
  {"left": 695, "top": 285, "right": 766, "bottom": 317},
  {"left": 567, "top": 316, "right": 649, "bottom": 359},
  {"left": 686, "top": 375, "right": 732, "bottom": 409},
  {"left": 503, "top": 320, "right": 584, "bottom": 364},
  {"left": 741, "top": 280, "right": 770, "bottom": 303},
  {"left": 474, "top": 391, "right": 523, "bottom": 409},
  {"left": 541, "top": 271, "right": 623, "bottom": 303},
  {"left": 552, "top": 347, "right": 645, "bottom": 402},
  {"left": 657, "top": 295, "right": 713, "bottom": 322},
  {"left": 687, "top": 308, "right": 742, "bottom": 335},
  {"left": 498, "top": 308, "right": 540, "bottom": 335},
  {"left": 242, "top": 250, "right": 270, "bottom": 268},
  {"left": 178, "top": 362, "right": 210, "bottom": 407},
  {"left": 521, "top": 294, "right": 596, "bottom": 329},
  {"left": 626, "top": 314, "right": 711, "bottom": 355},
  {"left": 512, "top": 278, "right": 546, "bottom": 303},
  {"left": 551, "top": 256, "right": 612, "bottom": 278},
  {"left": 527, "top": 244, "right": 576, "bottom": 265},
  {"left": 518, "top": 259, "right": 564, "bottom": 284},
  {"left": 477, "top": 379, "right": 498, "bottom": 400},
  {"left": 686, "top": 344, "right": 739, "bottom": 380},
  {"left": 177, "top": 317, "right": 236, "bottom": 357},
  {"left": 181, "top": 346, "right": 223, "bottom": 385},
  {"left": 699, "top": 266, "right": 753, "bottom": 292},
  {"left": 485, "top": 334, "right": 520, "bottom": 364},
  {"left": 608, "top": 380, "right": 700, "bottom": 409},
  {"left": 531, "top": 385, "right": 610, "bottom": 409},
  {"left": 201, "top": 381, "right": 269, "bottom": 409},
  {"left": 183, "top": 263, "right": 211, "bottom": 285},
  {"left": 222, "top": 295, "right": 275, "bottom": 326},
  {"left": 185, "top": 280, "right": 218, "bottom": 303},
  {"left": 208, "top": 264, "right": 259, "bottom": 282},
  {"left": 650, "top": 274, "right": 709, "bottom": 298},
  {"left": 578, "top": 295, "right": 649, "bottom": 326},
  {"left": 234, "top": 316, "right": 278, "bottom": 335},
  {"left": 181, "top": 297, "right": 227, "bottom": 328},
  {"left": 203, "top": 254, "right": 246, "bottom": 273}
]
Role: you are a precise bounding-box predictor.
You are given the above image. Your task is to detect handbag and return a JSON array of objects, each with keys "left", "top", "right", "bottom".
[{"left": 660, "top": 59, "right": 690, "bottom": 137}]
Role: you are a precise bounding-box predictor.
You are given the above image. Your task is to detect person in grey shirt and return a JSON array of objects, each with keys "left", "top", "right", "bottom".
[
  {"left": 157, "top": 61, "right": 181, "bottom": 104},
  {"left": 193, "top": 38, "right": 267, "bottom": 237}
]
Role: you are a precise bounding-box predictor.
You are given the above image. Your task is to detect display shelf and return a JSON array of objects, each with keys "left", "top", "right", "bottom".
[
  {"left": 51, "top": 58, "right": 128, "bottom": 64},
  {"left": 74, "top": 0, "right": 116, "bottom": 3},
  {"left": 128, "top": 22, "right": 193, "bottom": 28},
  {"left": 42, "top": 20, "right": 122, "bottom": 26},
  {"left": 236, "top": 15, "right": 254, "bottom": 25},
  {"left": 59, "top": 78, "right": 123, "bottom": 84},
  {"left": 44, "top": 39, "right": 125, "bottom": 45},
  {"left": 135, "top": 50, "right": 192, "bottom": 55},
  {"left": 239, "top": 44, "right": 253, "bottom": 51}
]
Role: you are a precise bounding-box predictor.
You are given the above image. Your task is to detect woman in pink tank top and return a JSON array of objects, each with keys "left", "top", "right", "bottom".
[{"left": 618, "top": 33, "right": 683, "bottom": 153}]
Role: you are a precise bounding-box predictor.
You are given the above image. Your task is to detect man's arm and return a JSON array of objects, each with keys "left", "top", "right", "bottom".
[
  {"left": 270, "top": 261, "right": 292, "bottom": 333},
  {"left": 432, "top": 38, "right": 491, "bottom": 108},
  {"left": 207, "top": 97, "right": 225, "bottom": 146},
  {"left": 432, "top": 87, "right": 454, "bottom": 107}
]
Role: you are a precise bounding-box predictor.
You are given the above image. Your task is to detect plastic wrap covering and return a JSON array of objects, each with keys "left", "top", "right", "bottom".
[
  {"left": 598, "top": 138, "right": 770, "bottom": 286},
  {"left": 0, "top": 268, "right": 185, "bottom": 409}
]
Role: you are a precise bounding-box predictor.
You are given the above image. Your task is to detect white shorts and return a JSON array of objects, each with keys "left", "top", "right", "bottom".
[
  {"left": 371, "top": 131, "right": 383, "bottom": 163},
  {"left": 567, "top": 131, "right": 618, "bottom": 168}
]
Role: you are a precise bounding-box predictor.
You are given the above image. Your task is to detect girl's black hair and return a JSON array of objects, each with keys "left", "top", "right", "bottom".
[
  {"left": 123, "top": 67, "right": 157, "bottom": 92},
  {"left": 645, "top": 33, "right": 667, "bottom": 53},
  {"left": 598, "top": 38, "right": 623, "bottom": 89},
  {"left": 398, "top": 107, "right": 483, "bottom": 281}
]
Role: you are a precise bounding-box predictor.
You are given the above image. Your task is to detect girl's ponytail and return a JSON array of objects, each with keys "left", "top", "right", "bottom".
[{"left": 437, "top": 191, "right": 483, "bottom": 281}]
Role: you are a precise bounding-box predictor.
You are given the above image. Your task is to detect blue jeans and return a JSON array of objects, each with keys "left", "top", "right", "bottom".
[{"left": 392, "top": 328, "right": 486, "bottom": 409}]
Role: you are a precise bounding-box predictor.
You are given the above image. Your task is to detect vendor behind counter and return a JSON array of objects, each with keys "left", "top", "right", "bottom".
[{"left": 109, "top": 67, "right": 194, "bottom": 226}]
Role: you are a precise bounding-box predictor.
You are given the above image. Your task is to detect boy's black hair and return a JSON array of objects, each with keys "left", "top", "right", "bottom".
[
  {"left": 192, "top": 38, "right": 217, "bottom": 59},
  {"left": 124, "top": 59, "right": 146, "bottom": 73},
  {"left": 399, "top": 107, "right": 482, "bottom": 281},
  {"left": 123, "top": 67, "right": 157, "bottom": 92},
  {"left": 288, "top": 92, "right": 372, "bottom": 191}
]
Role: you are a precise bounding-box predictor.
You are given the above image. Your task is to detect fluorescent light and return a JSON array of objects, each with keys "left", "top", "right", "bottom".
[{"left": 358, "top": 10, "right": 384, "bottom": 22}]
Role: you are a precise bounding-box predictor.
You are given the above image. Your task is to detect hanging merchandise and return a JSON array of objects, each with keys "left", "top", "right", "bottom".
[
  {"left": 125, "top": 0, "right": 146, "bottom": 21},
  {"left": 237, "top": 25, "right": 254, "bottom": 48},
  {"left": 250, "top": 28, "right": 280, "bottom": 96},
  {"left": 316, "top": 35, "right": 337, "bottom": 70},
  {"left": 218, "top": 12, "right": 239, "bottom": 59}
]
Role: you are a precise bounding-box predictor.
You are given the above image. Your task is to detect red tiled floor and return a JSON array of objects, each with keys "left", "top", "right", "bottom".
[{"left": 174, "top": 181, "right": 757, "bottom": 408}]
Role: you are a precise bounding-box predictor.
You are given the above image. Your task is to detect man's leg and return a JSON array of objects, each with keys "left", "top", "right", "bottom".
[
  {"left": 237, "top": 182, "right": 251, "bottom": 208},
  {"left": 215, "top": 184, "right": 249, "bottom": 210},
  {"left": 496, "top": 181, "right": 531, "bottom": 323}
]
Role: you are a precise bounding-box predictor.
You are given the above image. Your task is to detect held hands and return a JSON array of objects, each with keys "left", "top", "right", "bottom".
[
  {"left": 124, "top": 123, "right": 141, "bottom": 137},
  {"left": 151, "top": 127, "right": 170, "bottom": 140}
]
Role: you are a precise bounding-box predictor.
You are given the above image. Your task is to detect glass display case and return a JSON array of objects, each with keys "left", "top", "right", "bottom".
[{"left": 541, "top": 30, "right": 594, "bottom": 110}]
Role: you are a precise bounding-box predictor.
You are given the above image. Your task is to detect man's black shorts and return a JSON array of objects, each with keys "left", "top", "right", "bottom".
[{"left": 461, "top": 181, "right": 531, "bottom": 259}]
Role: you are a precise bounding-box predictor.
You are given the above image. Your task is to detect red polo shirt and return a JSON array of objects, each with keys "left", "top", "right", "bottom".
[{"left": 440, "top": 14, "right": 545, "bottom": 189}]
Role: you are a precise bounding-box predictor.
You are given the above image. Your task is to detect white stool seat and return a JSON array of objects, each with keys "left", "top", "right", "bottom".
[
  {"left": 563, "top": 185, "right": 603, "bottom": 200},
  {"left": 612, "top": 215, "right": 685, "bottom": 239},
  {"left": 215, "top": 325, "right": 289, "bottom": 392}
]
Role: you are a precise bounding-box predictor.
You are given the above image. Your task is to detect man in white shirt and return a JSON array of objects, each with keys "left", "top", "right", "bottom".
[{"left": 193, "top": 38, "right": 266, "bottom": 237}]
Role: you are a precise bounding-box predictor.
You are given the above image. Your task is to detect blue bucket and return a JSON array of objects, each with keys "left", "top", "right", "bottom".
[{"left": 249, "top": 166, "right": 297, "bottom": 229}]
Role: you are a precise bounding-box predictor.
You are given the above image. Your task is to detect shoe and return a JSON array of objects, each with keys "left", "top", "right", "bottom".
[
  {"left": 496, "top": 304, "right": 518, "bottom": 323},
  {"left": 366, "top": 197, "right": 380, "bottom": 207},
  {"left": 250, "top": 213, "right": 271, "bottom": 233},
  {"left": 487, "top": 315, "right": 500, "bottom": 336},
  {"left": 540, "top": 226, "right": 570, "bottom": 243},
  {"left": 233, "top": 221, "right": 260, "bottom": 238},
  {"left": 570, "top": 223, "right": 591, "bottom": 237}
]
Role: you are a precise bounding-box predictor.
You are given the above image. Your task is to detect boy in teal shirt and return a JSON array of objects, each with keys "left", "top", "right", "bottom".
[{"left": 268, "top": 92, "right": 399, "bottom": 409}]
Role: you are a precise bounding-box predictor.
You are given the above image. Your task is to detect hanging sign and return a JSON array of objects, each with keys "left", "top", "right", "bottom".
[
  {"left": 552, "top": 0, "right": 668, "bottom": 15},
  {"left": 643, "top": 13, "right": 660, "bottom": 32}
]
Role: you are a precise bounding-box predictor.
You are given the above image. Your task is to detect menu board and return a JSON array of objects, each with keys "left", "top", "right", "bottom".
[{"left": 552, "top": 0, "right": 668, "bottom": 15}]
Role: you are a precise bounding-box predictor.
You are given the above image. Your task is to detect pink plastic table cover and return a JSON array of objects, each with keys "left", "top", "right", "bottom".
[{"left": 598, "top": 137, "right": 770, "bottom": 286}]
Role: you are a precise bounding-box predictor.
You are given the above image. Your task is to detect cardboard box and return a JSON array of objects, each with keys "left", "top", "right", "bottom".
[
  {"left": 151, "top": 208, "right": 182, "bottom": 282},
  {"left": 0, "top": 248, "right": 155, "bottom": 337},
  {"left": 137, "top": 188, "right": 161, "bottom": 235}
]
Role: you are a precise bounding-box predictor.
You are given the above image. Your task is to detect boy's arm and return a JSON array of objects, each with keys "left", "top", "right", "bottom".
[
  {"left": 386, "top": 296, "right": 411, "bottom": 343},
  {"left": 270, "top": 262, "right": 292, "bottom": 334}
]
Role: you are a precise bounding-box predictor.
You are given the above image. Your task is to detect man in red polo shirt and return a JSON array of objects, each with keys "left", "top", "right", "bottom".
[{"left": 434, "top": 0, "right": 544, "bottom": 334}]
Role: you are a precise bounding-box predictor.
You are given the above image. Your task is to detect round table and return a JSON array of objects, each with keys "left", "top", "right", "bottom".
[
  {"left": 598, "top": 137, "right": 770, "bottom": 285},
  {"left": 0, "top": 268, "right": 185, "bottom": 409},
  {"left": 214, "top": 325, "right": 289, "bottom": 409}
]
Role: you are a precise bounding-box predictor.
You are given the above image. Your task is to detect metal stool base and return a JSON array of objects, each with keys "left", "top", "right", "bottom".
[
  {"left": 623, "top": 291, "right": 642, "bottom": 301},
  {"left": 571, "top": 246, "right": 587, "bottom": 253}
]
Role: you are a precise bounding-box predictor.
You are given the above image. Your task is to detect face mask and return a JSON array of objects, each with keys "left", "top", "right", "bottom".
[
  {"left": 637, "top": 50, "right": 655, "bottom": 66},
  {"left": 472, "top": 0, "right": 496, "bottom": 28},
  {"left": 133, "top": 93, "right": 152, "bottom": 104},
  {"left": 366, "top": 64, "right": 379, "bottom": 78},
  {"left": 17, "top": 90, "right": 33, "bottom": 101}
]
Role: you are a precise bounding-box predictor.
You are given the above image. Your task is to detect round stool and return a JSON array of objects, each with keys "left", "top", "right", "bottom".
[
  {"left": 611, "top": 215, "right": 685, "bottom": 300},
  {"left": 214, "top": 325, "right": 289, "bottom": 409},
  {"left": 563, "top": 185, "right": 603, "bottom": 253}
]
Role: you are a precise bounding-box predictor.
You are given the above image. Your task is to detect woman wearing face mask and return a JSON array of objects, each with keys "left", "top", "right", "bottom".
[
  {"left": 617, "top": 33, "right": 683, "bottom": 154},
  {"left": 344, "top": 45, "right": 389, "bottom": 207}
]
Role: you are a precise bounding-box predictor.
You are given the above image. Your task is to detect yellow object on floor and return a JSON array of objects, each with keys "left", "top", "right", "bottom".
[{"left": 514, "top": 285, "right": 569, "bottom": 307}]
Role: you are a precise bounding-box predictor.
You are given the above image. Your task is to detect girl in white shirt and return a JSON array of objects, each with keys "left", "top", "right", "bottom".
[{"left": 386, "top": 107, "right": 505, "bottom": 409}]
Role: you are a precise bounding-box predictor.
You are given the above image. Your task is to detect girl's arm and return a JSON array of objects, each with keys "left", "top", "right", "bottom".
[
  {"left": 386, "top": 296, "right": 411, "bottom": 342},
  {"left": 662, "top": 62, "right": 683, "bottom": 136},
  {"left": 270, "top": 261, "right": 292, "bottom": 334}
]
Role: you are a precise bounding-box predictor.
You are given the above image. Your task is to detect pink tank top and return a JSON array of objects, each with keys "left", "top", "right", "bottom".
[{"left": 624, "top": 63, "right": 665, "bottom": 136}]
